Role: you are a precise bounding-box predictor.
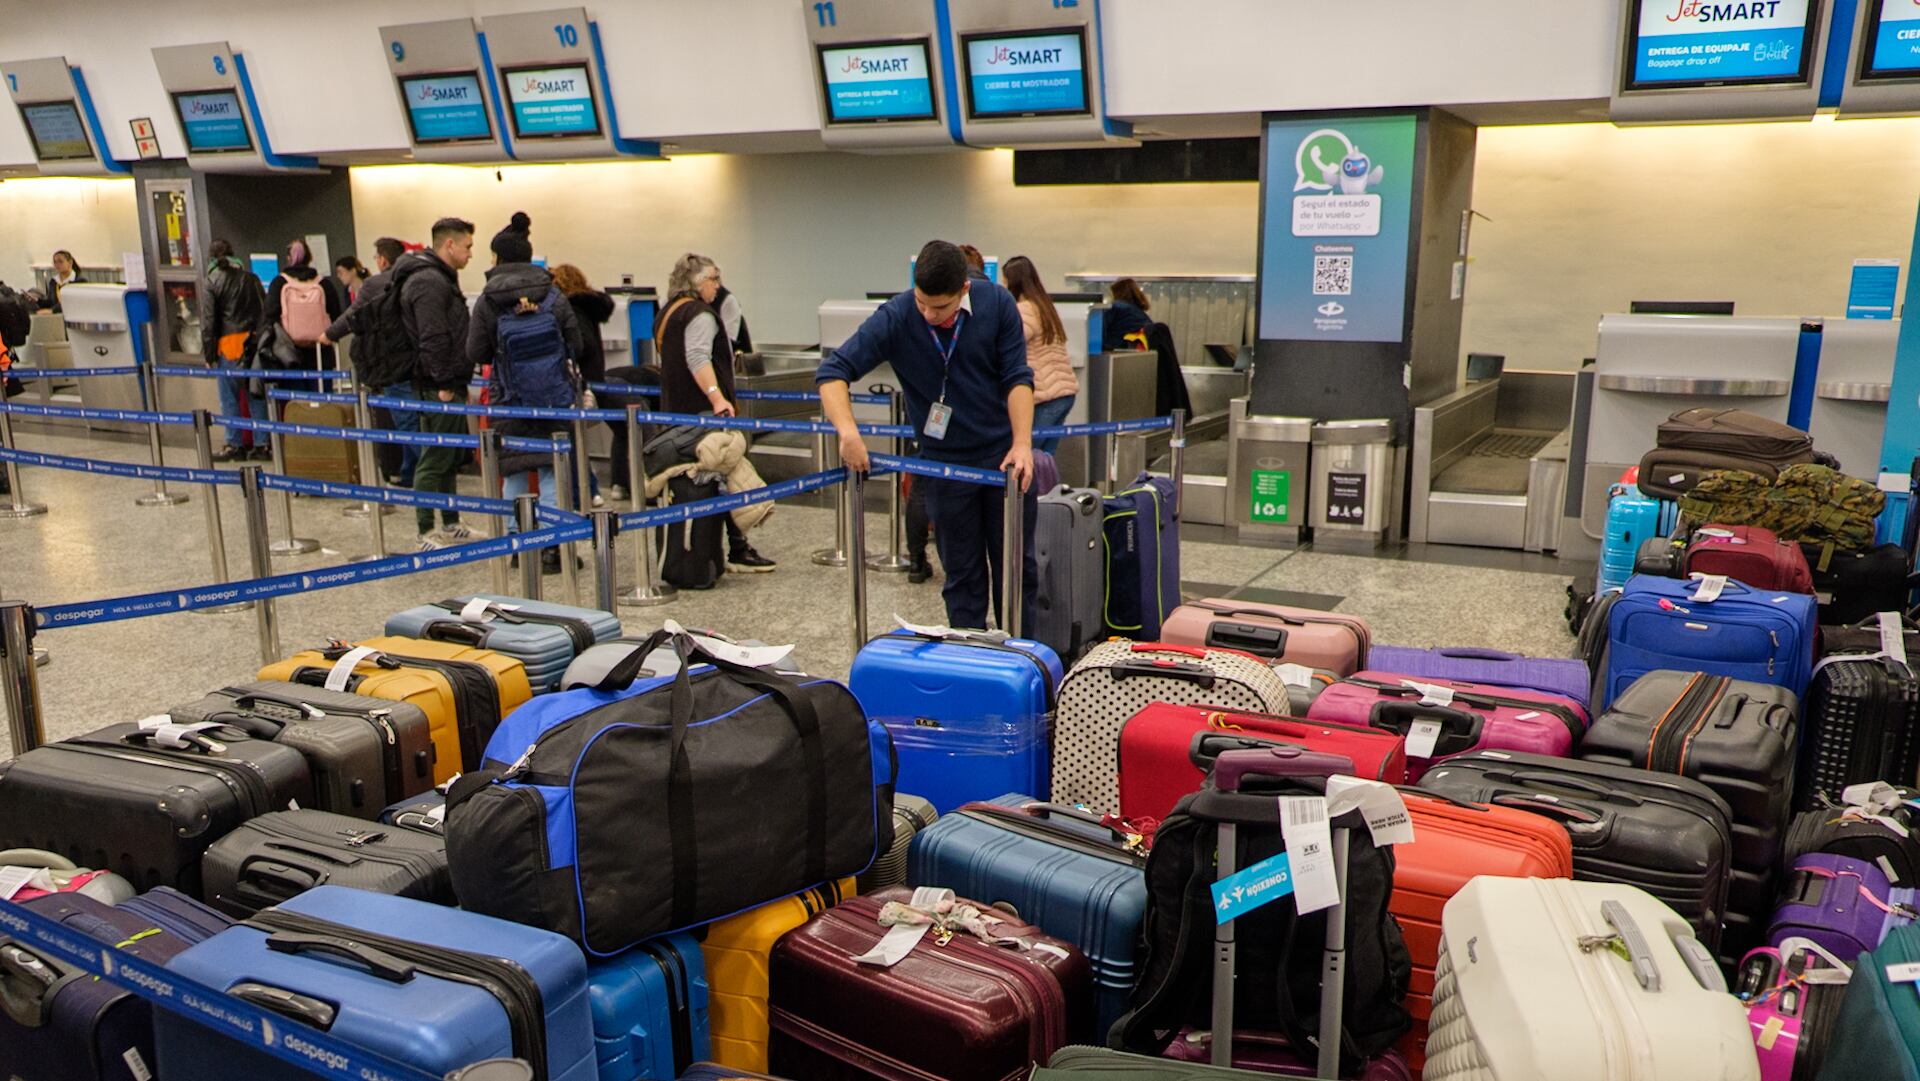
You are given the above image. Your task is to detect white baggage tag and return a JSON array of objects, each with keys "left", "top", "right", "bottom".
[
  {"left": 120, "top": 1049, "right": 153, "bottom": 1081},
  {"left": 1881, "top": 612, "right": 1911, "bottom": 672},
  {"left": 1515, "top": 710, "right": 1541, "bottom": 721},
  {"left": 896, "top": 614, "right": 956, "bottom": 639},
  {"left": 1885, "top": 961, "right": 1920, "bottom": 983},
  {"left": 1325, "top": 776, "right": 1415, "bottom": 847},
  {"left": 854, "top": 886, "right": 954, "bottom": 967},
  {"left": 1274, "top": 663, "right": 1316, "bottom": 689},
  {"left": 152, "top": 722, "right": 223, "bottom": 749},
  {"left": 1844, "top": 781, "right": 1904, "bottom": 815},
  {"left": 423, "top": 803, "right": 447, "bottom": 828},
  {"left": 1883, "top": 855, "right": 1902, "bottom": 885},
  {"left": 1667, "top": 473, "right": 1686, "bottom": 486},
  {"left": 663, "top": 620, "right": 796, "bottom": 669},
  {"left": 325, "top": 646, "right": 381, "bottom": 692},
  {"left": 1279, "top": 796, "right": 1339, "bottom": 915},
  {"left": 459, "top": 598, "right": 520, "bottom": 623},
  {"left": 0, "top": 865, "right": 37, "bottom": 901},
  {"left": 1402, "top": 680, "right": 1454, "bottom": 708},
  {"left": 1688, "top": 574, "right": 1728, "bottom": 603},
  {"left": 1697, "top": 528, "right": 1734, "bottom": 538},
  {"left": 1405, "top": 719, "right": 1443, "bottom": 760},
  {"left": 136, "top": 715, "right": 172, "bottom": 731}
]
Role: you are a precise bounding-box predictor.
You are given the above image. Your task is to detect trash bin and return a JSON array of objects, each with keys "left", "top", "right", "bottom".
[
  {"left": 1227, "top": 397, "right": 1312, "bottom": 545},
  {"left": 1312, "top": 418, "right": 1398, "bottom": 546}
]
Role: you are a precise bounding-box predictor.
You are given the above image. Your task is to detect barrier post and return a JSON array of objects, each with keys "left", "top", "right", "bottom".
[
  {"left": 618, "top": 404, "right": 675, "bottom": 607},
  {"left": 811, "top": 432, "right": 850, "bottom": 567},
  {"left": 866, "top": 389, "right": 910, "bottom": 573},
  {"left": 344, "top": 387, "right": 395, "bottom": 563},
  {"left": 0, "top": 579, "right": 49, "bottom": 667},
  {"left": 1170, "top": 407, "right": 1188, "bottom": 520},
  {"left": 190, "top": 409, "right": 251, "bottom": 615},
  {"left": 133, "top": 327, "right": 188, "bottom": 507},
  {"left": 477, "top": 427, "right": 511, "bottom": 595},
  {"left": 590, "top": 507, "right": 619, "bottom": 614},
  {"left": 551, "top": 442, "right": 581, "bottom": 604},
  {"left": 515, "top": 493, "right": 543, "bottom": 601},
  {"left": 0, "top": 407, "right": 47, "bottom": 519},
  {"left": 0, "top": 600, "right": 46, "bottom": 756},
  {"left": 265, "top": 427, "right": 319, "bottom": 556},
  {"left": 847, "top": 470, "right": 869, "bottom": 655},
  {"left": 1001, "top": 466, "right": 1025, "bottom": 638},
  {"left": 238, "top": 466, "right": 281, "bottom": 665}
]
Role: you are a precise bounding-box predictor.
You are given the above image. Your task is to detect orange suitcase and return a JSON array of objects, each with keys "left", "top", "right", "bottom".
[{"left": 1391, "top": 789, "right": 1573, "bottom": 1071}]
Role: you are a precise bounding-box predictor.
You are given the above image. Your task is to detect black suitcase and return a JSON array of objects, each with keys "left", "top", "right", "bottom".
[
  {"left": 1577, "top": 669, "right": 1798, "bottom": 960},
  {"left": 164, "top": 682, "right": 435, "bottom": 819},
  {"left": 1633, "top": 535, "right": 1684, "bottom": 578},
  {"left": 1803, "top": 542, "right": 1914, "bottom": 625},
  {"left": 659, "top": 473, "right": 726, "bottom": 589},
  {"left": 1785, "top": 795, "right": 1920, "bottom": 888},
  {"left": 0, "top": 723, "right": 310, "bottom": 896},
  {"left": 1419, "top": 749, "right": 1735, "bottom": 955},
  {"left": 1798, "top": 618, "right": 1920, "bottom": 812},
  {"left": 1576, "top": 589, "right": 1622, "bottom": 708},
  {"left": 199, "top": 808, "right": 453, "bottom": 917}
]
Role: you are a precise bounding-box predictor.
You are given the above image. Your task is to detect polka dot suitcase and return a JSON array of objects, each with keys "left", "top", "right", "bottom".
[{"left": 1052, "top": 640, "right": 1292, "bottom": 813}]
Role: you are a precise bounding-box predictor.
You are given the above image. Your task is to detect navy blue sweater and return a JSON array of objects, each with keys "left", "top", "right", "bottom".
[{"left": 817, "top": 284, "right": 1033, "bottom": 464}]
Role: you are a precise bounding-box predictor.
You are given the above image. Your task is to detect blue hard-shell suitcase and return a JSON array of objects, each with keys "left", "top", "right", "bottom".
[
  {"left": 588, "top": 934, "right": 711, "bottom": 1081},
  {"left": 385, "top": 594, "right": 623, "bottom": 693},
  {"left": 114, "top": 886, "right": 233, "bottom": 944},
  {"left": 155, "top": 885, "right": 597, "bottom": 1081},
  {"left": 1102, "top": 473, "right": 1181, "bottom": 641},
  {"left": 1603, "top": 573, "right": 1818, "bottom": 710},
  {"left": 1598, "top": 483, "right": 1677, "bottom": 593},
  {"left": 906, "top": 793, "right": 1147, "bottom": 1037},
  {"left": 849, "top": 629, "right": 1061, "bottom": 815}
]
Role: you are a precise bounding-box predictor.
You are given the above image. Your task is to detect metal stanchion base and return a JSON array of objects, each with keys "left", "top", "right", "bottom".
[
  {"left": 341, "top": 503, "right": 397, "bottom": 519},
  {"left": 269, "top": 537, "right": 322, "bottom": 556},
  {"left": 811, "top": 549, "right": 850, "bottom": 567},
  {"left": 192, "top": 602, "right": 255, "bottom": 615},
  {"left": 617, "top": 583, "right": 678, "bottom": 608},
  {"left": 134, "top": 491, "right": 190, "bottom": 507},
  {"left": 0, "top": 503, "right": 48, "bottom": 519},
  {"left": 865, "top": 553, "right": 913, "bottom": 572}
]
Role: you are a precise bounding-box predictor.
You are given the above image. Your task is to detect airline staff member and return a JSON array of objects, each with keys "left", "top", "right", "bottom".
[{"left": 817, "top": 239, "right": 1038, "bottom": 632}]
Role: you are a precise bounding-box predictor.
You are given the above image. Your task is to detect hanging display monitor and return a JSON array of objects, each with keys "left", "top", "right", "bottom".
[
  {"left": 1623, "top": 0, "right": 1821, "bottom": 90},
  {"left": 17, "top": 100, "right": 92, "bottom": 162},
  {"left": 501, "top": 63, "right": 601, "bottom": 138},
  {"left": 170, "top": 89, "right": 253, "bottom": 153},
  {"left": 817, "top": 38, "right": 938, "bottom": 124},
  {"left": 1860, "top": 0, "right": 1920, "bottom": 80},
  {"left": 397, "top": 71, "right": 493, "bottom": 143},
  {"left": 961, "top": 27, "right": 1091, "bottom": 118}
]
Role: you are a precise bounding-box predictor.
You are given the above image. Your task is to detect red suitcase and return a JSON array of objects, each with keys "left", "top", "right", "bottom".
[
  {"left": 1307, "top": 672, "right": 1589, "bottom": 781},
  {"left": 1117, "top": 703, "right": 1408, "bottom": 841},
  {"left": 1160, "top": 598, "right": 1372, "bottom": 676},
  {"left": 767, "top": 887, "right": 1092, "bottom": 1081},
  {"left": 1390, "top": 789, "right": 1574, "bottom": 1072},
  {"left": 1682, "top": 523, "right": 1815, "bottom": 593}
]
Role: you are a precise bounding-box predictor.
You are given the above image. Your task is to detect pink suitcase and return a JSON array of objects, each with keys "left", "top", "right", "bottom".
[
  {"left": 1306, "top": 671, "right": 1586, "bottom": 781},
  {"left": 1160, "top": 599, "right": 1371, "bottom": 676},
  {"left": 1734, "top": 940, "right": 1853, "bottom": 1081}
]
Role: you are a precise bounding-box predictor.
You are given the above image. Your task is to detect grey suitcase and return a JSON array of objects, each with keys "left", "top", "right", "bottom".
[
  {"left": 1035, "top": 485, "right": 1106, "bottom": 662},
  {"left": 200, "top": 808, "right": 453, "bottom": 917},
  {"left": 166, "top": 682, "right": 436, "bottom": 820},
  {"left": 857, "top": 792, "right": 938, "bottom": 892}
]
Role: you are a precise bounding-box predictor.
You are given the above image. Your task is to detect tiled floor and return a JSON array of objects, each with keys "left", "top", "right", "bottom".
[{"left": 0, "top": 425, "right": 1579, "bottom": 756}]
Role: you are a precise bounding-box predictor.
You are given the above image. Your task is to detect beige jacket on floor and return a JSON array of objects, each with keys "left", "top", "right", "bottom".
[{"left": 645, "top": 429, "right": 774, "bottom": 530}]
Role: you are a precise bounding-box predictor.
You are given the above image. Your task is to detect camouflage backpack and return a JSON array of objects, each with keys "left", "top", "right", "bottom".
[{"left": 1679, "top": 464, "right": 1882, "bottom": 550}]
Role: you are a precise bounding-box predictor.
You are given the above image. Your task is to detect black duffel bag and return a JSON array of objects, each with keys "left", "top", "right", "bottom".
[{"left": 445, "top": 629, "right": 895, "bottom": 955}]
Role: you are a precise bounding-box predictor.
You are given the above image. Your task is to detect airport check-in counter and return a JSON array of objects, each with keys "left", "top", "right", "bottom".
[
  {"left": 57, "top": 284, "right": 150, "bottom": 436},
  {"left": 1576, "top": 314, "right": 1801, "bottom": 545},
  {"left": 1807, "top": 318, "right": 1896, "bottom": 480},
  {"left": 1410, "top": 370, "right": 1575, "bottom": 552}
]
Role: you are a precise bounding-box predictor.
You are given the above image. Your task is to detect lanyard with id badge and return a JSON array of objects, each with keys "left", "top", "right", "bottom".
[{"left": 924, "top": 312, "right": 966, "bottom": 440}]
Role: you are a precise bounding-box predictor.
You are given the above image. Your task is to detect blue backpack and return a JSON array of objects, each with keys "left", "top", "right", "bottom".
[{"left": 492, "top": 289, "right": 577, "bottom": 407}]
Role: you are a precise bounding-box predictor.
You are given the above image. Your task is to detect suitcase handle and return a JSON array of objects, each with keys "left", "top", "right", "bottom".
[
  {"left": 1110, "top": 658, "right": 1214, "bottom": 688},
  {"left": 265, "top": 931, "right": 418, "bottom": 983},
  {"left": 1191, "top": 602, "right": 1307, "bottom": 625},
  {"left": 0, "top": 849, "right": 77, "bottom": 871},
  {"left": 123, "top": 728, "right": 225, "bottom": 755},
  {"left": 227, "top": 690, "right": 328, "bottom": 722},
  {"left": 0, "top": 943, "right": 67, "bottom": 1028},
  {"left": 1130, "top": 642, "right": 1269, "bottom": 665},
  {"left": 1434, "top": 647, "right": 1522, "bottom": 662},
  {"left": 196, "top": 709, "right": 287, "bottom": 739},
  {"left": 422, "top": 619, "right": 489, "bottom": 647},
  {"left": 1601, "top": 899, "right": 1661, "bottom": 991},
  {"left": 961, "top": 801, "right": 1138, "bottom": 848},
  {"left": 1490, "top": 793, "right": 1601, "bottom": 825},
  {"left": 1212, "top": 746, "right": 1355, "bottom": 793},
  {"left": 228, "top": 981, "right": 340, "bottom": 1030},
  {"left": 1203, "top": 621, "right": 1286, "bottom": 656},
  {"left": 1369, "top": 700, "right": 1481, "bottom": 735}
]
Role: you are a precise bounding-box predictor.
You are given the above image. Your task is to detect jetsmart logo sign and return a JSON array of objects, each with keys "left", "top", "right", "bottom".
[
  {"left": 840, "top": 54, "right": 911, "bottom": 75},
  {"left": 417, "top": 82, "right": 472, "bottom": 103},
  {"left": 985, "top": 44, "right": 1064, "bottom": 68},
  {"left": 522, "top": 74, "right": 579, "bottom": 95},
  {"left": 188, "top": 98, "right": 235, "bottom": 116}
]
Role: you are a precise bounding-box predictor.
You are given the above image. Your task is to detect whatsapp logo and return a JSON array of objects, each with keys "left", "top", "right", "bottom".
[{"left": 1293, "top": 128, "right": 1354, "bottom": 193}]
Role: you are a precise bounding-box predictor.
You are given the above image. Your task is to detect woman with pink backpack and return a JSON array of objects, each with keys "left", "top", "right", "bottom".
[{"left": 262, "top": 237, "right": 348, "bottom": 370}]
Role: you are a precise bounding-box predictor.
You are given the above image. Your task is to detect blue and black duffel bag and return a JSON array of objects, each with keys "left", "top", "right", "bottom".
[{"left": 445, "top": 629, "right": 895, "bottom": 956}]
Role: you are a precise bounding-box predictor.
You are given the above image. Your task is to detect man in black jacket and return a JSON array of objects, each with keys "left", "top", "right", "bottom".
[
  {"left": 395, "top": 218, "right": 476, "bottom": 548},
  {"left": 200, "top": 239, "right": 269, "bottom": 461},
  {"left": 321, "top": 237, "right": 413, "bottom": 484}
]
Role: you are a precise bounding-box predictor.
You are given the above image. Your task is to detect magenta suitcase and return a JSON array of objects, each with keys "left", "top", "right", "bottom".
[
  {"left": 1733, "top": 941, "right": 1853, "bottom": 1081},
  {"left": 1307, "top": 671, "right": 1585, "bottom": 781},
  {"left": 1364, "top": 645, "right": 1591, "bottom": 712}
]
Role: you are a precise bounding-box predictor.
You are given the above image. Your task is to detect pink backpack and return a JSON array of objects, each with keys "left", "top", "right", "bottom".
[{"left": 279, "top": 275, "right": 330, "bottom": 345}]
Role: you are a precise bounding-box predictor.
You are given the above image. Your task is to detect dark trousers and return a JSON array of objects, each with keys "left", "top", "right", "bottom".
[
  {"left": 921, "top": 466, "right": 1038, "bottom": 633},
  {"left": 411, "top": 387, "right": 468, "bottom": 534},
  {"left": 906, "top": 476, "right": 930, "bottom": 566}
]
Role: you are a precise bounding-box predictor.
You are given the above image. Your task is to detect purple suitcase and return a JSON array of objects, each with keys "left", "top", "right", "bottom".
[
  {"left": 1768, "top": 852, "right": 1903, "bottom": 960},
  {"left": 1364, "top": 645, "right": 1592, "bottom": 712},
  {"left": 114, "top": 886, "right": 234, "bottom": 945},
  {"left": 1163, "top": 1029, "right": 1412, "bottom": 1078}
]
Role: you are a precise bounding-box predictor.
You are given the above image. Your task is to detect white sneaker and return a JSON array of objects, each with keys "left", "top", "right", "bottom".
[
  {"left": 441, "top": 523, "right": 478, "bottom": 540},
  {"left": 609, "top": 485, "right": 629, "bottom": 503},
  {"left": 416, "top": 532, "right": 449, "bottom": 552},
  {"left": 591, "top": 494, "right": 606, "bottom": 508}
]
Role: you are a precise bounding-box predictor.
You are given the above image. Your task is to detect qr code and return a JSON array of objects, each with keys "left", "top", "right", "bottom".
[{"left": 1313, "top": 255, "right": 1352, "bottom": 296}]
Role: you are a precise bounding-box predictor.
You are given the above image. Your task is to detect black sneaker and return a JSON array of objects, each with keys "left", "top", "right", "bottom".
[
  {"left": 541, "top": 549, "right": 585, "bottom": 575},
  {"left": 727, "top": 545, "right": 777, "bottom": 573},
  {"left": 211, "top": 446, "right": 249, "bottom": 464},
  {"left": 908, "top": 560, "right": 934, "bottom": 584},
  {"left": 248, "top": 446, "right": 273, "bottom": 462}
]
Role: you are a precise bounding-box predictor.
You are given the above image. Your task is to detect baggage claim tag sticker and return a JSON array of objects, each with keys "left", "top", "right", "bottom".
[
  {"left": 1405, "top": 719, "right": 1443, "bottom": 759},
  {"left": 1280, "top": 795, "right": 1340, "bottom": 915},
  {"left": 1211, "top": 850, "right": 1293, "bottom": 924},
  {"left": 1325, "top": 775, "right": 1416, "bottom": 848},
  {"left": 325, "top": 646, "right": 381, "bottom": 692},
  {"left": 1274, "top": 663, "right": 1316, "bottom": 689},
  {"left": 1402, "top": 680, "right": 1455, "bottom": 708},
  {"left": 1881, "top": 612, "right": 1911, "bottom": 672}
]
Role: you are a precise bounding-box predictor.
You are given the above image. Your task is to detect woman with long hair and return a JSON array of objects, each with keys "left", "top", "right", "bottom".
[{"left": 1003, "top": 256, "right": 1077, "bottom": 455}]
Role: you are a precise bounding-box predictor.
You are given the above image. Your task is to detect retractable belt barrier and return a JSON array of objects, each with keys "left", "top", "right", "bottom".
[
  {"left": 1, "top": 366, "right": 165, "bottom": 380},
  {"left": 584, "top": 381, "right": 892, "bottom": 407},
  {"left": 616, "top": 466, "right": 848, "bottom": 531},
  {"left": 0, "top": 401, "right": 190, "bottom": 426},
  {"left": 0, "top": 444, "right": 234, "bottom": 487},
  {"left": 0, "top": 894, "right": 445, "bottom": 1081},
  {"left": 151, "top": 365, "right": 349, "bottom": 382},
  {"left": 217, "top": 413, "right": 562, "bottom": 455}
]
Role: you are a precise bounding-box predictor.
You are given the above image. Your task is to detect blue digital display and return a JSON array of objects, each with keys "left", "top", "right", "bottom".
[
  {"left": 502, "top": 64, "right": 600, "bottom": 138},
  {"left": 963, "top": 29, "right": 1091, "bottom": 118},
  {"left": 173, "top": 89, "right": 252, "bottom": 154},
  {"left": 819, "top": 40, "right": 938, "bottom": 124},
  {"left": 1862, "top": 0, "right": 1920, "bottom": 79},
  {"left": 1625, "top": 0, "right": 1818, "bottom": 90},
  {"left": 399, "top": 72, "right": 492, "bottom": 144}
]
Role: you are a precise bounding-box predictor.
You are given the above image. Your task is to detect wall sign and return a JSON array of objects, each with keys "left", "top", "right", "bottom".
[
  {"left": 1249, "top": 469, "right": 1294, "bottom": 524},
  {"left": 398, "top": 72, "right": 492, "bottom": 143},
  {"left": 1258, "top": 114, "right": 1417, "bottom": 344},
  {"left": 818, "top": 39, "right": 937, "bottom": 123},
  {"left": 1847, "top": 259, "right": 1901, "bottom": 319},
  {"left": 171, "top": 89, "right": 252, "bottom": 153},
  {"left": 1326, "top": 471, "right": 1369, "bottom": 525},
  {"left": 501, "top": 63, "right": 599, "bottom": 138},
  {"left": 961, "top": 28, "right": 1090, "bottom": 118}
]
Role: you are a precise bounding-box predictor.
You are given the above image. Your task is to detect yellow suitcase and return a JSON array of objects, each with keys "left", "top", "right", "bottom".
[
  {"left": 351, "top": 636, "right": 533, "bottom": 771},
  {"left": 259, "top": 651, "right": 460, "bottom": 784},
  {"left": 700, "top": 878, "right": 854, "bottom": 1073}
]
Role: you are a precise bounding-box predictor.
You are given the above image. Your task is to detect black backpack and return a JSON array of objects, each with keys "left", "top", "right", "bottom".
[
  {"left": 0, "top": 284, "right": 31, "bottom": 349},
  {"left": 1108, "top": 777, "right": 1411, "bottom": 1070},
  {"left": 356, "top": 265, "right": 421, "bottom": 389}
]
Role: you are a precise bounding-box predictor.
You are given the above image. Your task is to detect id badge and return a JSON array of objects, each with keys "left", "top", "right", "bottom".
[{"left": 924, "top": 401, "right": 953, "bottom": 440}]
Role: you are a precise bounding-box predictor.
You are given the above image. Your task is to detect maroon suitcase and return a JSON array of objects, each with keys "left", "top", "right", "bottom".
[
  {"left": 1683, "top": 523, "right": 1815, "bottom": 593},
  {"left": 767, "top": 887, "right": 1093, "bottom": 1081}
]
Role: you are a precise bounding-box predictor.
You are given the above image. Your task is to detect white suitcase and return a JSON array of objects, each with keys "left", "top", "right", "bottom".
[
  {"left": 1051, "top": 639, "right": 1291, "bottom": 813},
  {"left": 1424, "top": 876, "right": 1758, "bottom": 1081}
]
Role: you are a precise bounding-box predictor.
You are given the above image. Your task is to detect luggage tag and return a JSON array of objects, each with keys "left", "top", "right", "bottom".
[
  {"left": 1687, "top": 574, "right": 1728, "bottom": 603},
  {"left": 661, "top": 619, "right": 795, "bottom": 670},
  {"left": 1401, "top": 679, "right": 1455, "bottom": 708},
  {"left": 459, "top": 598, "right": 521, "bottom": 623},
  {"left": 325, "top": 646, "right": 382, "bottom": 692},
  {"left": 1211, "top": 850, "right": 1294, "bottom": 924},
  {"left": 1405, "top": 720, "right": 1444, "bottom": 760},
  {"left": 0, "top": 865, "right": 36, "bottom": 901},
  {"left": 1278, "top": 796, "right": 1340, "bottom": 915},
  {"left": 923, "top": 401, "right": 953, "bottom": 440},
  {"left": 1881, "top": 612, "right": 1912, "bottom": 674},
  {"left": 137, "top": 720, "right": 225, "bottom": 750},
  {"left": 855, "top": 886, "right": 957, "bottom": 967},
  {"left": 1274, "top": 663, "right": 1316, "bottom": 689},
  {"left": 1325, "top": 776, "right": 1415, "bottom": 848}
]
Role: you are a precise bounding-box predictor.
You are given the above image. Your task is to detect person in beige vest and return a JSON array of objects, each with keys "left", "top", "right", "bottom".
[{"left": 1004, "top": 256, "right": 1076, "bottom": 454}]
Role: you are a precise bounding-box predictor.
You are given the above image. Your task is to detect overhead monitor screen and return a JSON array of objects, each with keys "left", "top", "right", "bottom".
[
  {"left": 501, "top": 64, "right": 600, "bottom": 138},
  {"left": 818, "top": 39, "right": 938, "bottom": 124},
  {"left": 1623, "top": 0, "right": 1820, "bottom": 90},
  {"left": 172, "top": 89, "right": 253, "bottom": 154},
  {"left": 398, "top": 71, "right": 493, "bottom": 144},
  {"left": 19, "top": 101, "right": 92, "bottom": 162},
  {"left": 962, "top": 28, "right": 1091, "bottom": 118},
  {"left": 1860, "top": 0, "right": 1920, "bottom": 79}
]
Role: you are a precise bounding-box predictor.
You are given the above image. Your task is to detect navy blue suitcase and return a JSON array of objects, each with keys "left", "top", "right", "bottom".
[
  {"left": 380, "top": 788, "right": 449, "bottom": 835},
  {"left": 156, "top": 885, "right": 598, "bottom": 1081},
  {"left": 1602, "top": 573, "right": 1817, "bottom": 709},
  {"left": 848, "top": 629, "right": 1061, "bottom": 815},
  {"left": 1102, "top": 473, "right": 1180, "bottom": 641},
  {"left": 588, "top": 933, "right": 711, "bottom": 1081},
  {"left": 906, "top": 793, "right": 1148, "bottom": 1036},
  {"left": 114, "top": 886, "right": 232, "bottom": 944}
]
